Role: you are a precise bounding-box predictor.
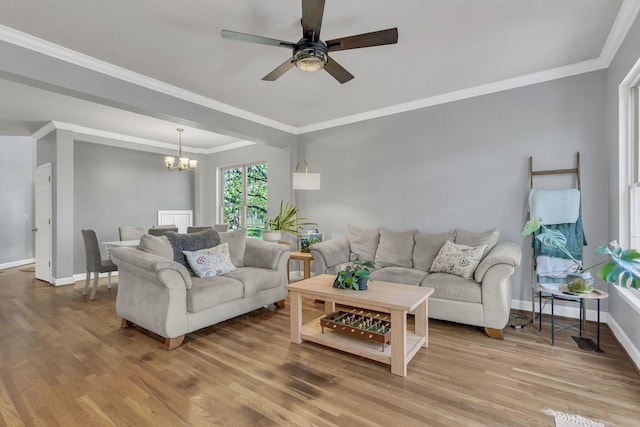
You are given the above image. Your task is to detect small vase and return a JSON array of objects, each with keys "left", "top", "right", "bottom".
[
  {"left": 356, "top": 277, "right": 368, "bottom": 291},
  {"left": 262, "top": 230, "right": 282, "bottom": 242},
  {"left": 566, "top": 272, "right": 595, "bottom": 293}
]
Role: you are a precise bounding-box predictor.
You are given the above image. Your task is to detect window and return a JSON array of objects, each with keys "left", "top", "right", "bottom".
[
  {"left": 618, "top": 60, "right": 640, "bottom": 307},
  {"left": 220, "top": 162, "right": 268, "bottom": 239}
]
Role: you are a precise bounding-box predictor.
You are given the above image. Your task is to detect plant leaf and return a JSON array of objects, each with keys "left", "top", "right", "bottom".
[{"left": 522, "top": 218, "right": 543, "bottom": 236}]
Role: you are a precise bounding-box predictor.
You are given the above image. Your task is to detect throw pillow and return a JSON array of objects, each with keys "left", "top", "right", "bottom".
[
  {"left": 347, "top": 224, "right": 380, "bottom": 262},
  {"left": 166, "top": 228, "right": 221, "bottom": 271},
  {"left": 138, "top": 234, "right": 174, "bottom": 260},
  {"left": 430, "top": 240, "right": 487, "bottom": 280},
  {"left": 374, "top": 228, "right": 417, "bottom": 268},
  {"left": 454, "top": 228, "right": 499, "bottom": 259},
  {"left": 413, "top": 230, "right": 455, "bottom": 271},
  {"left": 218, "top": 228, "right": 247, "bottom": 267},
  {"left": 183, "top": 243, "right": 236, "bottom": 277}
]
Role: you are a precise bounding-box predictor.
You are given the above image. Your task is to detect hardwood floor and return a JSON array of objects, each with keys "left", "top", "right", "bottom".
[{"left": 0, "top": 265, "right": 639, "bottom": 426}]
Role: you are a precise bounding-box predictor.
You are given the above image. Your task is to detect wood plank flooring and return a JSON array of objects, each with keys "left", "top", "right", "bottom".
[{"left": 0, "top": 265, "right": 639, "bottom": 426}]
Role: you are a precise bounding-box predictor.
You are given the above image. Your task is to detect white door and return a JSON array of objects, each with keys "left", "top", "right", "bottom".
[
  {"left": 158, "top": 210, "right": 193, "bottom": 233},
  {"left": 35, "top": 163, "right": 52, "bottom": 283}
]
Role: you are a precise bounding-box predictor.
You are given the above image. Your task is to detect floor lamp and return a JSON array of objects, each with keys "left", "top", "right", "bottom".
[{"left": 292, "top": 158, "right": 321, "bottom": 249}]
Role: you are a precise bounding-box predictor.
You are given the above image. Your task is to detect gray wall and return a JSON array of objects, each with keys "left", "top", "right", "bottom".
[
  {"left": 0, "top": 136, "right": 35, "bottom": 265},
  {"left": 73, "top": 140, "right": 194, "bottom": 275},
  {"left": 298, "top": 70, "right": 609, "bottom": 303},
  {"left": 605, "top": 13, "right": 640, "bottom": 359}
]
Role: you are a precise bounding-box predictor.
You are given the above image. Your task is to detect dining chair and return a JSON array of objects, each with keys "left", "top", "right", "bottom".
[
  {"left": 81, "top": 229, "right": 118, "bottom": 301},
  {"left": 148, "top": 227, "right": 178, "bottom": 236},
  {"left": 186, "top": 226, "right": 213, "bottom": 233},
  {"left": 213, "top": 224, "right": 229, "bottom": 232},
  {"left": 119, "top": 225, "right": 146, "bottom": 240}
]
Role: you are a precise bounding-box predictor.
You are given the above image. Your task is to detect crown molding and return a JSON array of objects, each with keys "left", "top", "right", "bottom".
[
  {"left": 32, "top": 120, "right": 255, "bottom": 154},
  {"left": 0, "top": 24, "right": 297, "bottom": 135},
  {"left": 6, "top": 0, "right": 640, "bottom": 138},
  {"left": 600, "top": 0, "right": 640, "bottom": 67},
  {"left": 298, "top": 58, "right": 606, "bottom": 134}
]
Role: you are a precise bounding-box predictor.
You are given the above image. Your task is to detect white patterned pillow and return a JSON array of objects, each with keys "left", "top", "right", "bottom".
[
  {"left": 183, "top": 243, "right": 236, "bottom": 277},
  {"left": 429, "top": 241, "right": 487, "bottom": 280}
]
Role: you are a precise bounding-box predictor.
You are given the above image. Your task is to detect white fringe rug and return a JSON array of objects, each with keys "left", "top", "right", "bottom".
[{"left": 542, "top": 408, "right": 607, "bottom": 427}]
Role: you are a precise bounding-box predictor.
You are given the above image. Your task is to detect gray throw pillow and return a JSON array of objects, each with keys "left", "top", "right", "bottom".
[
  {"left": 166, "top": 228, "right": 221, "bottom": 271},
  {"left": 454, "top": 228, "right": 499, "bottom": 259},
  {"left": 218, "top": 228, "right": 247, "bottom": 267},
  {"left": 374, "top": 228, "right": 417, "bottom": 268},
  {"left": 138, "top": 234, "right": 174, "bottom": 260},
  {"left": 347, "top": 224, "right": 380, "bottom": 262},
  {"left": 413, "top": 231, "right": 455, "bottom": 271}
]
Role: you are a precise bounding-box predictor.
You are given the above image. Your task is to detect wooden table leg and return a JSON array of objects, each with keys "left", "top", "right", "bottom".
[
  {"left": 324, "top": 300, "right": 336, "bottom": 314},
  {"left": 303, "top": 259, "right": 311, "bottom": 279},
  {"left": 414, "top": 299, "right": 428, "bottom": 348},
  {"left": 290, "top": 290, "right": 302, "bottom": 344},
  {"left": 390, "top": 309, "right": 407, "bottom": 377}
]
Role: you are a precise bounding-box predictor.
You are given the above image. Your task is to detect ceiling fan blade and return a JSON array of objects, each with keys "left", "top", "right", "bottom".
[
  {"left": 221, "top": 30, "right": 295, "bottom": 49},
  {"left": 262, "top": 59, "right": 295, "bottom": 81},
  {"left": 301, "top": 0, "right": 325, "bottom": 41},
  {"left": 324, "top": 57, "right": 354, "bottom": 84},
  {"left": 326, "top": 28, "right": 398, "bottom": 52}
]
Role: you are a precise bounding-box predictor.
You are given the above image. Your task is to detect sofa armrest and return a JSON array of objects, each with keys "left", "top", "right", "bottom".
[
  {"left": 310, "top": 236, "right": 351, "bottom": 275},
  {"left": 474, "top": 242, "right": 522, "bottom": 282},
  {"left": 110, "top": 246, "right": 191, "bottom": 339},
  {"left": 244, "top": 238, "right": 290, "bottom": 270},
  {"left": 111, "top": 246, "right": 192, "bottom": 288}
]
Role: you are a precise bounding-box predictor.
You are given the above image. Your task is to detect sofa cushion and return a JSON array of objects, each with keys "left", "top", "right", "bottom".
[
  {"left": 347, "top": 224, "right": 380, "bottom": 262},
  {"left": 421, "top": 272, "right": 482, "bottom": 303},
  {"left": 224, "top": 267, "right": 283, "bottom": 297},
  {"left": 138, "top": 234, "right": 174, "bottom": 260},
  {"left": 369, "top": 267, "right": 428, "bottom": 286},
  {"left": 455, "top": 228, "right": 499, "bottom": 259},
  {"left": 218, "top": 228, "right": 246, "bottom": 267},
  {"left": 430, "top": 241, "right": 486, "bottom": 280},
  {"left": 413, "top": 231, "right": 455, "bottom": 271},
  {"left": 183, "top": 243, "right": 236, "bottom": 278},
  {"left": 374, "top": 228, "right": 417, "bottom": 268},
  {"left": 187, "top": 276, "right": 244, "bottom": 312},
  {"left": 166, "top": 229, "right": 221, "bottom": 271}
]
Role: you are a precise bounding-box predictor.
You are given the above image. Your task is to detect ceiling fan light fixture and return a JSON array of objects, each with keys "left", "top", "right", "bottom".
[{"left": 294, "top": 48, "right": 327, "bottom": 72}]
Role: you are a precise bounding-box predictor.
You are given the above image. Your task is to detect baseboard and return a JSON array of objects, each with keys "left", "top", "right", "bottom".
[
  {"left": 71, "top": 271, "right": 119, "bottom": 283},
  {"left": 52, "top": 276, "right": 76, "bottom": 286},
  {"left": 0, "top": 258, "right": 35, "bottom": 270},
  {"left": 606, "top": 315, "right": 640, "bottom": 371},
  {"left": 511, "top": 298, "right": 609, "bottom": 323}
]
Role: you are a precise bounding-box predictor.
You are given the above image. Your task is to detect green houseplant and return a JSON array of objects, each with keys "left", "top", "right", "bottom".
[
  {"left": 522, "top": 217, "right": 640, "bottom": 292},
  {"left": 263, "top": 201, "right": 316, "bottom": 242},
  {"left": 333, "top": 256, "right": 376, "bottom": 291}
]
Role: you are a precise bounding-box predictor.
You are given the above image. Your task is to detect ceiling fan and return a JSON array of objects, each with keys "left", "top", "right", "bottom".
[{"left": 221, "top": 0, "right": 398, "bottom": 84}]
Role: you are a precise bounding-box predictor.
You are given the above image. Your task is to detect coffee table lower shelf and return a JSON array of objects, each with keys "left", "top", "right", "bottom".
[{"left": 301, "top": 316, "right": 425, "bottom": 365}]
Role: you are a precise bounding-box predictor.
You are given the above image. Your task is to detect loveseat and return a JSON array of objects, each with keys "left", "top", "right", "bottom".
[
  {"left": 310, "top": 225, "right": 522, "bottom": 339},
  {"left": 111, "top": 229, "right": 290, "bottom": 349}
]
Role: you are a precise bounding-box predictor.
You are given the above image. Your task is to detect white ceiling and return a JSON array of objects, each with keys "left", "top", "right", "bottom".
[{"left": 0, "top": 0, "right": 634, "bottom": 150}]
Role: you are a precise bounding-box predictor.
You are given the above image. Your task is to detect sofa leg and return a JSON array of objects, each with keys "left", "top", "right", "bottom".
[
  {"left": 164, "top": 335, "right": 185, "bottom": 350},
  {"left": 121, "top": 318, "right": 134, "bottom": 329},
  {"left": 275, "top": 299, "right": 286, "bottom": 309},
  {"left": 484, "top": 327, "right": 504, "bottom": 340}
]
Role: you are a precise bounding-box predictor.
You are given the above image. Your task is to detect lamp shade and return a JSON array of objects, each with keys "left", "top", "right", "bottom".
[{"left": 292, "top": 172, "right": 321, "bottom": 190}]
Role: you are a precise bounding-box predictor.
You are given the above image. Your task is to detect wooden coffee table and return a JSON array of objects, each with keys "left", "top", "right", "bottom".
[{"left": 286, "top": 274, "right": 434, "bottom": 377}]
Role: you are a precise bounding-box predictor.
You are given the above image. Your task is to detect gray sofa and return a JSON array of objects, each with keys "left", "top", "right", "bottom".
[
  {"left": 111, "top": 230, "right": 290, "bottom": 349},
  {"left": 310, "top": 225, "right": 522, "bottom": 339}
]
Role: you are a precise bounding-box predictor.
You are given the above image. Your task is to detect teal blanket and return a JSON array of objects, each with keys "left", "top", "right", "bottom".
[{"left": 532, "top": 216, "right": 587, "bottom": 261}]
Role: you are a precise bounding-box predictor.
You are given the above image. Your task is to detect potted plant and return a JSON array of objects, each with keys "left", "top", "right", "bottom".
[
  {"left": 333, "top": 256, "right": 376, "bottom": 291},
  {"left": 263, "top": 201, "right": 316, "bottom": 242},
  {"left": 522, "top": 217, "right": 640, "bottom": 292}
]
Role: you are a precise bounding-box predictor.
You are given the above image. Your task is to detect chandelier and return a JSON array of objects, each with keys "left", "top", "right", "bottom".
[{"left": 164, "top": 128, "right": 197, "bottom": 172}]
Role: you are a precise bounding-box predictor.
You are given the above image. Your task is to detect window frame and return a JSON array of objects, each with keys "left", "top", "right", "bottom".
[{"left": 219, "top": 161, "right": 268, "bottom": 238}]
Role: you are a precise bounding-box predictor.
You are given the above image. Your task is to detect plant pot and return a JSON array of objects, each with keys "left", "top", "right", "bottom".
[
  {"left": 356, "top": 277, "right": 368, "bottom": 291},
  {"left": 262, "top": 230, "right": 282, "bottom": 242},
  {"left": 566, "top": 272, "right": 595, "bottom": 293}
]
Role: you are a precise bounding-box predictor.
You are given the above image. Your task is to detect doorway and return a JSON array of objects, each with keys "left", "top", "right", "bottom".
[{"left": 35, "top": 163, "right": 52, "bottom": 283}]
